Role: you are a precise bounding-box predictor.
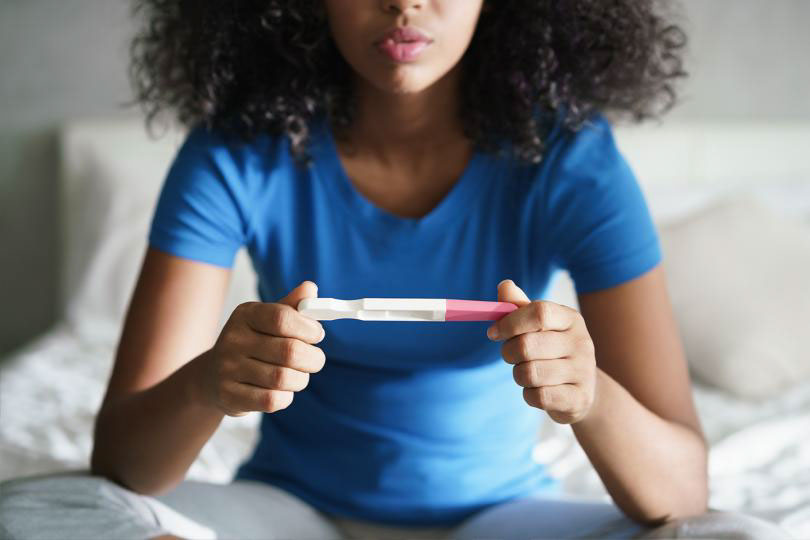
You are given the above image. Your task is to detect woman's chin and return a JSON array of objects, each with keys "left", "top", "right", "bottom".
[{"left": 368, "top": 70, "right": 442, "bottom": 97}]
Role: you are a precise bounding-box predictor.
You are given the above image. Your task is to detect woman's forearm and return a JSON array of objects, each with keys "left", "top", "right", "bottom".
[
  {"left": 571, "top": 368, "right": 709, "bottom": 526},
  {"left": 90, "top": 349, "right": 225, "bottom": 495}
]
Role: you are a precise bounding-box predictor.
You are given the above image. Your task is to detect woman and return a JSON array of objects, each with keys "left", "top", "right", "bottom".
[{"left": 0, "top": 1, "right": 793, "bottom": 538}]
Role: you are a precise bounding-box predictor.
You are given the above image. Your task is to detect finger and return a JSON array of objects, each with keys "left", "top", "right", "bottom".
[
  {"left": 225, "top": 381, "right": 294, "bottom": 414},
  {"left": 236, "top": 357, "right": 310, "bottom": 392},
  {"left": 522, "top": 384, "right": 581, "bottom": 414},
  {"left": 249, "top": 335, "right": 326, "bottom": 374},
  {"left": 500, "top": 331, "right": 573, "bottom": 365},
  {"left": 512, "top": 359, "right": 580, "bottom": 388},
  {"left": 490, "top": 301, "right": 575, "bottom": 342},
  {"left": 243, "top": 302, "right": 325, "bottom": 344},
  {"left": 497, "top": 279, "right": 532, "bottom": 306}
]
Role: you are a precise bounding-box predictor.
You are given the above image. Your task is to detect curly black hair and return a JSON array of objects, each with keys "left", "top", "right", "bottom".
[{"left": 129, "top": 0, "right": 687, "bottom": 166}]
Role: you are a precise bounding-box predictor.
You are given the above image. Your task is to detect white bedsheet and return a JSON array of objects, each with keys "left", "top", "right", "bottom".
[
  {"left": 0, "top": 321, "right": 259, "bottom": 485},
  {"left": 1, "top": 319, "right": 808, "bottom": 538}
]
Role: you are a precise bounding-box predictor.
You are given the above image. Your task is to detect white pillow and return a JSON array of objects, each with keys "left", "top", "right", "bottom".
[
  {"left": 659, "top": 194, "right": 810, "bottom": 400},
  {"left": 59, "top": 118, "right": 259, "bottom": 346}
]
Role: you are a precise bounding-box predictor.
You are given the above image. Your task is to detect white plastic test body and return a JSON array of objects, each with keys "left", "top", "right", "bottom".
[{"left": 297, "top": 297, "right": 518, "bottom": 322}]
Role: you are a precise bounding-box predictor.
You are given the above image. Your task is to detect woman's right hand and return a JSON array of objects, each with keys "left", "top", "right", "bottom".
[{"left": 200, "top": 281, "right": 326, "bottom": 416}]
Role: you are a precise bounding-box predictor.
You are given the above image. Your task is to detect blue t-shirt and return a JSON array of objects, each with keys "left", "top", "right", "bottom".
[{"left": 147, "top": 113, "right": 661, "bottom": 526}]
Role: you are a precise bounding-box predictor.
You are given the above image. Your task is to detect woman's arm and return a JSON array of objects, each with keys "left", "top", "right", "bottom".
[
  {"left": 490, "top": 265, "right": 707, "bottom": 526},
  {"left": 91, "top": 248, "right": 230, "bottom": 495},
  {"left": 92, "top": 351, "right": 224, "bottom": 495},
  {"left": 571, "top": 264, "right": 708, "bottom": 525}
]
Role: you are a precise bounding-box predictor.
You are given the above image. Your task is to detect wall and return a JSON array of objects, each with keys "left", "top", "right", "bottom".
[
  {"left": 1, "top": 0, "right": 809, "bottom": 356},
  {"left": 0, "top": 0, "right": 134, "bottom": 356},
  {"left": 670, "top": 1, "right": 810, "bottom": 121}
]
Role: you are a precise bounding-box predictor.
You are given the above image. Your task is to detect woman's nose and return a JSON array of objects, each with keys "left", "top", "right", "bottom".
[{"left": 379, "top": 0, "right": 423, "bottom": 15}]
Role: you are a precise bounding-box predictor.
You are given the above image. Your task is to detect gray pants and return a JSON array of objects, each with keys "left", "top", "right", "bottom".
[{"left": 0, "top": 471, "right": 794, "bottom": 540}]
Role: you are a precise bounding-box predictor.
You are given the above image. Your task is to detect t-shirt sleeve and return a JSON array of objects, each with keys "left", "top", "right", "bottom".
[
  {"left": 147, "top": 126, "right": 252, "bottom": 268},
  {"left": 541, "top": 114, "right": 662, "bottom": 294}
]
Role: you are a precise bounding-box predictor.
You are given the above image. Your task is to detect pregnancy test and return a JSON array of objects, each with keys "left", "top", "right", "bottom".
[{"left": 297, "top": 298, "right": 518, "bottom": 321}]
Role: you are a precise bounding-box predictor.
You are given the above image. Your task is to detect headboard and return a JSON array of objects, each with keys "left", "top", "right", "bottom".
[{"left": 57, "top": 116, "right": 810, "bottom": 340}]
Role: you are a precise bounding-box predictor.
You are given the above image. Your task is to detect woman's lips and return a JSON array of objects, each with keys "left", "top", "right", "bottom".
[
  {"left": 377, "top": 40, "right": 430, "bottom": 62},
  {"left": 375, "top": 27, "right": 432, "bottom": 63}
]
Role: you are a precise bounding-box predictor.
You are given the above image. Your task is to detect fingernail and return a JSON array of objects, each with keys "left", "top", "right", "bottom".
[
  {"left": 319, "top": 327, "right": 326, "bottom": 341},
  {"left": 487, "top": 326, "right": 499, "bottom": 340}
]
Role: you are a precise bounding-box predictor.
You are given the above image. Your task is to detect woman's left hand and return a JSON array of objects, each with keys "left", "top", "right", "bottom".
[{"left": 488, "top": 279, "right": 598, "bottom": 425}]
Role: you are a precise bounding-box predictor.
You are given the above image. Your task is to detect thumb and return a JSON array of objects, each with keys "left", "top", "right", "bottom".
[
  {"left": 497, "top": 279, "right": 531, "bottom": 308},
  {"left": 279, "top": 280, "right": 320, "bottom": 311}
]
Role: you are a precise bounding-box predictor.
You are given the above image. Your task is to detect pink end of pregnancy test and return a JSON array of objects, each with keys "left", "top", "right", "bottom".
[
  {"left": 445, "top": 299, "right": 518, "bottom": 321},
  {"left": 297, "top": 298, "right": 519, "bottom": 321}
]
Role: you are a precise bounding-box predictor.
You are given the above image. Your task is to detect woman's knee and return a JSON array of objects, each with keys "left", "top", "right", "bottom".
[
  {"left": 0, "top": 472, "right": 165, "bottom": 540},
  {"left": 634, "top": 509, "right": 794, "bottom": 540}
]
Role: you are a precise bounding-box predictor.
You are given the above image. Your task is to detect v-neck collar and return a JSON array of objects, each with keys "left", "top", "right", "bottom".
[{"left": 309, "top": 116, "right": 492, "bottom": 240}]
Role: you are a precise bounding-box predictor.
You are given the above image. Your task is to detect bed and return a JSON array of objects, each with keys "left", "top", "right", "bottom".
[{"left": 1, "top": 115, "right": 808, "bottom": 538}]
